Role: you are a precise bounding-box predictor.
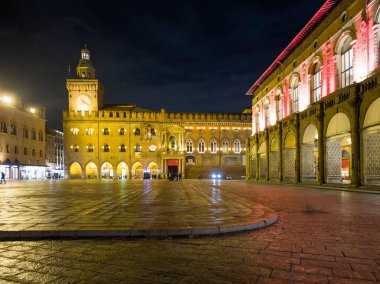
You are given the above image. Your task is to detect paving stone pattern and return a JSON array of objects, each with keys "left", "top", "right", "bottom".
[
  {"left": 0, "top": 180, "right": 276, "bottom": 236},
  {"left": 1, "top": 181, "right": 380, "bottom": 283}
]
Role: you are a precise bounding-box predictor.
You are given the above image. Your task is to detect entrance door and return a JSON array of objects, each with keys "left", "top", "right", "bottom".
[{"left": 167, "top": 159, "right": 179, "bottom": 180}]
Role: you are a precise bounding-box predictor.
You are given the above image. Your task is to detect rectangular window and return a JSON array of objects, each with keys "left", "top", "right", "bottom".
[
  {"left": 293, "top": 86, "right": 299, "bottom": 113},
  {"left": 312, "top": 70, "right": 321, "bottom": 102},
  {"left": 341, "top": 48, "right": 353, "bottom": 88},
  {"left": 276, "top": 98, "right": 282, "bottom": 121}
]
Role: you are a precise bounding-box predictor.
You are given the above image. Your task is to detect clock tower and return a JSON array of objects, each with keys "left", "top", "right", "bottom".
[{"left": 66, "top": 46, "right": 104, "bottom": 112}]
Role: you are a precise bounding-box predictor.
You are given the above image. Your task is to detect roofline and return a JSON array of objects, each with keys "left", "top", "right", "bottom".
[{"left": 245, "top": 0, "right": 337, "bottom": 96}]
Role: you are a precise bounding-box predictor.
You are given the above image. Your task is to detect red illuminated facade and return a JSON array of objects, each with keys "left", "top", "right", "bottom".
[{"left": 246, "top": 0, "right": 380, "bottom": 187}]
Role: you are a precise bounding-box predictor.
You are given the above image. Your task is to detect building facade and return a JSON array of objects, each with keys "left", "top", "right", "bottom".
[
  {"left": 0, "top": 95, "right": 46, "bottom": 180},
  {"left": 246, "top": 0, "right": 380, "bottom": 187},
  {"left": 46, "top": 128, "right": 64, "bottom": 178},
  {"left": 64, "top": 48, "right": 251, "bottom": 179}
]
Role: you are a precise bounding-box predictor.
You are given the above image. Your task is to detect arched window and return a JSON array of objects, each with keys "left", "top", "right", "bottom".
[
  {"left": 72, "top": 144, "right": 79, "bottom": 152},
  {"left": 341, "top": 37, "right": 353, "bottom": 88},
  {"left": 71, "top": 128, "right": 79, "bottom": 135},
  {"left": 291, "top": 76, "right": 299, "bottom": 113},
  {"left": 198, "top": 139, "right": 205, "bottom": 154},
  {"left": 233, "top": 139, "right": 241, "bottom": 154},
  {"left": 222, "top": 140, "right": 229, "bottom": 154},
  {"left": 103, "top": 144, "right": 110, "bottom": 152},
  {"left": 186, "top": 140, "right": 193, "bottom": 153},
  {"left": 86, "top": 128, "right": 94, "bottom": 135},
  {"left": 151, "top": 128, "right": 156, "bottom": 136},
  {"left": 32, "top": 149, "right": 36, "bottom": 156},
  {"left": 87, "top": 144, "right": 94, "bottom": 152},
  {"left": 311, "top": 61, "right": 322, "bottom": 103},
  {"left": 103, "top": 128, "right": 110, "bottom": 135},
  {"left": 10, "top": 123, "right": 16, "bottom": 135},
  {"left": 24, "top": 147, "right": 28, "bottom": 155},
  {"left": 134, "top": 128, "right": 140, "bottom": 135},
  {"left": 120, "top": 144, "right": 126, "bottom": 152},
  {"left": 23, "top": 127, "right": 28, "bottom": 138},
  {"left": 135, "top": 144, "right": 141, "bottom": 152},
  {"left": 210, "top": 139, "right": 217, "bottom": 154},
  {"left": 39, "top": 150, "right": 43, "bottom": 157},
  {"left": 119, "top": 128, "right": 125, "bottom": 135},
  {"left": 14, "top": 146, "right": 18, "bottom": 154}
]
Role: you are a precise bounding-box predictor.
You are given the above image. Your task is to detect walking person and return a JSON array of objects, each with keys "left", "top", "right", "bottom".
[{"left": 0, "top": 172, "right": 6, "bottom": 184}]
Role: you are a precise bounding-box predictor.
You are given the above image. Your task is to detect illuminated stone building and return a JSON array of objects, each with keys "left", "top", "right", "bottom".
[
  {"left": 0, "top": 95, "right": 46, "bottom": 180},
  {"left": 64, "top": 47, "right": 251, "bottom": 179},
  {"left": 46, "top": 128, "right": 64, "bottom": 178},
  {"left": 246, "top": 0, "right": 380, "bottom": 187}
]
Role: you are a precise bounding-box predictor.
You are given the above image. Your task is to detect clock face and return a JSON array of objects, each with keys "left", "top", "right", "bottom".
[{"left": 76, "top": 94, "right": 93, "bottom": 111}]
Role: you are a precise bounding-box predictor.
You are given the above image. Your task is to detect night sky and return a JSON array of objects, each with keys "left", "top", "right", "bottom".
[{"left": 0, "top": 0, "right": 326, "bottom": 130}]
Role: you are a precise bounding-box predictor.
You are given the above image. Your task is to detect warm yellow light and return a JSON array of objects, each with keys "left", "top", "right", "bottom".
[
  {"left": 2, "top": 96, "right": 13, "bottom": 104},
  {"left": 30, "top": 108, "right": 36, "bottom": 114}
]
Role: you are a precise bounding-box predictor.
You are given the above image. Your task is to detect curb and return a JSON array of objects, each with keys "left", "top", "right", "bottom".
[{"left": 0, "top": 214, "right": 278, "bottom": 240}]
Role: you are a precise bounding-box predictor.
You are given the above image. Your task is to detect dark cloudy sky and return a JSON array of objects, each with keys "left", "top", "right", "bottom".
[{"left": 0, "top": 0, "right": 326, "bottom": 130}]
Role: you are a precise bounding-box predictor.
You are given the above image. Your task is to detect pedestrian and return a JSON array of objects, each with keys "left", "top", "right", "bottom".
[
  {"left": 0, "top": 172, "right": 6, "bottom": 184},
  {"left": 179, "top": 173, "right": 182, "bottom": 181}
]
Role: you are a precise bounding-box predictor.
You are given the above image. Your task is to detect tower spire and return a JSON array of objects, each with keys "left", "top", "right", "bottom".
[{"left": 76, "top": 45, "right": 95, "bottom": 79}]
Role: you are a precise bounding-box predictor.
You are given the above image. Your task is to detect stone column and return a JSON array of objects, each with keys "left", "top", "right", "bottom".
[
  {"left": 317, "top": 107, "right": 325, "bottom": 184},
  {"left": 246, "top": 138, "right": 251, "bottom": 179},
  {"left": 279, "top": 122, "right": 283, "bottom": 182},
  {"left": 295, "top": 114, "right": 301, "bottom": 183},
  {"left": 350, "top": 94, "right": 361, "bottom": 186},
  {"left": 255, "top": 134, "right": 259, "bottom": 181},
  {"left": 266, "top": 129, "right": 270, "bottom": 181}
]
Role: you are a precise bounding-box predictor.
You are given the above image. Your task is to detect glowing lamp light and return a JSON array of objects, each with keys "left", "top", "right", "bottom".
[
  {"left": 2, "top": 96, "right": 13, "bottom": 104},
  {"left": 30, "top": 108, "right": 36, "bottom": 114}
]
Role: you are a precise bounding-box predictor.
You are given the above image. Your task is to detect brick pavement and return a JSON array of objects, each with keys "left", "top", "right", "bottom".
[{"left": 1, "top": 181, "right": 380, "bottom": 283}]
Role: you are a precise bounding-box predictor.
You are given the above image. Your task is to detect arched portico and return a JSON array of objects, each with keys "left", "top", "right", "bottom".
[
  {"left": 326, "top": 112, "right": 351, "bottom": 184},
  {"left": 283, "top": 131, "right": 296, "bottom": 182},
  {"left": 101, "top": 162, "right": 113, "bottom": 179},
  {"left": 147, "top": 162, "right": 159, "bottom": 179},
  {"left": 362, "top": 97, "right": 380, "bottom": 185},
  {"left": 85, "top": 162, "right": 98, "bottom": 179},
  {"left": 258, "top": 142, "right": 267, "bottom": 180},
  {"left": 270, "top": 138, "right": 280, "bottom": 181},
  {"left": 301, "top": 124, "right": 318, "bottom": 182},
  {"left": 69, "top": 162, "right": 82, "bottom": 179},
  {"left": 116, "top": 162, "right": 129, "bottom": 179},
  {"left": 132, "top": 162, "right": 143, "bottom": 179}
]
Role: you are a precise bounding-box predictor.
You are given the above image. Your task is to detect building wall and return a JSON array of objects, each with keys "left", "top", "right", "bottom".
[
  {"left": 63, "top": 110, "right": 251, "bottom": 179},
  {"left": 0, "top": 96, "right": 46, "bottom": 180},
  {"left": 247, "top": 0, "right": 380, "bottom": 187}
]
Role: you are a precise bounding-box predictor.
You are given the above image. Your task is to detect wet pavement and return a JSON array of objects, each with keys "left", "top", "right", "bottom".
[
  {"left": 0, "top": 180, "right": 277, "bottom": 238},
  {"left": 1, "top": 180, "right": 380, "bottom": 283}
]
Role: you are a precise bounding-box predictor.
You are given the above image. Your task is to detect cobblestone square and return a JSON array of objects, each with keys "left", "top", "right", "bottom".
[{"left": 0, "top": 180, "right": 380, "bottom": 283}]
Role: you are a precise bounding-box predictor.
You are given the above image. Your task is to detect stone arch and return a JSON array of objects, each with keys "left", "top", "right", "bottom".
[
  {"left": 269, "top": 138, "right": 280, "bottom": 181},
  {"left": 258, "top": 141, "right": 267, "bottom": 180},
  {"left": 132, "top": 162, "right": 144, "bottom": 179},
  {"left": 85, "top": 162, "right": 98, "bottom": 179},
  {"left": 116, "top": 162, "right": 129, "bottom": 179},
  {"left": 100, "top": 162, "right": 113, "bottom": 179},
  {"left": 69, "top": 162, "right": 82, "bottom": 179},
  {"left": 283, "top": 131, "right": 296, "bottom": 182},
  {"left": 362, "top": 97, "right": 380, "bottom": 185},
  {"left": 147, "top": 162, "right": 159, "bottom": 179},
  {"left": 326, "top": 112, "right": 351, "bottom": 184},
  {"left": 301, "top": 124, "right": 319, "bottom": 182}
]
